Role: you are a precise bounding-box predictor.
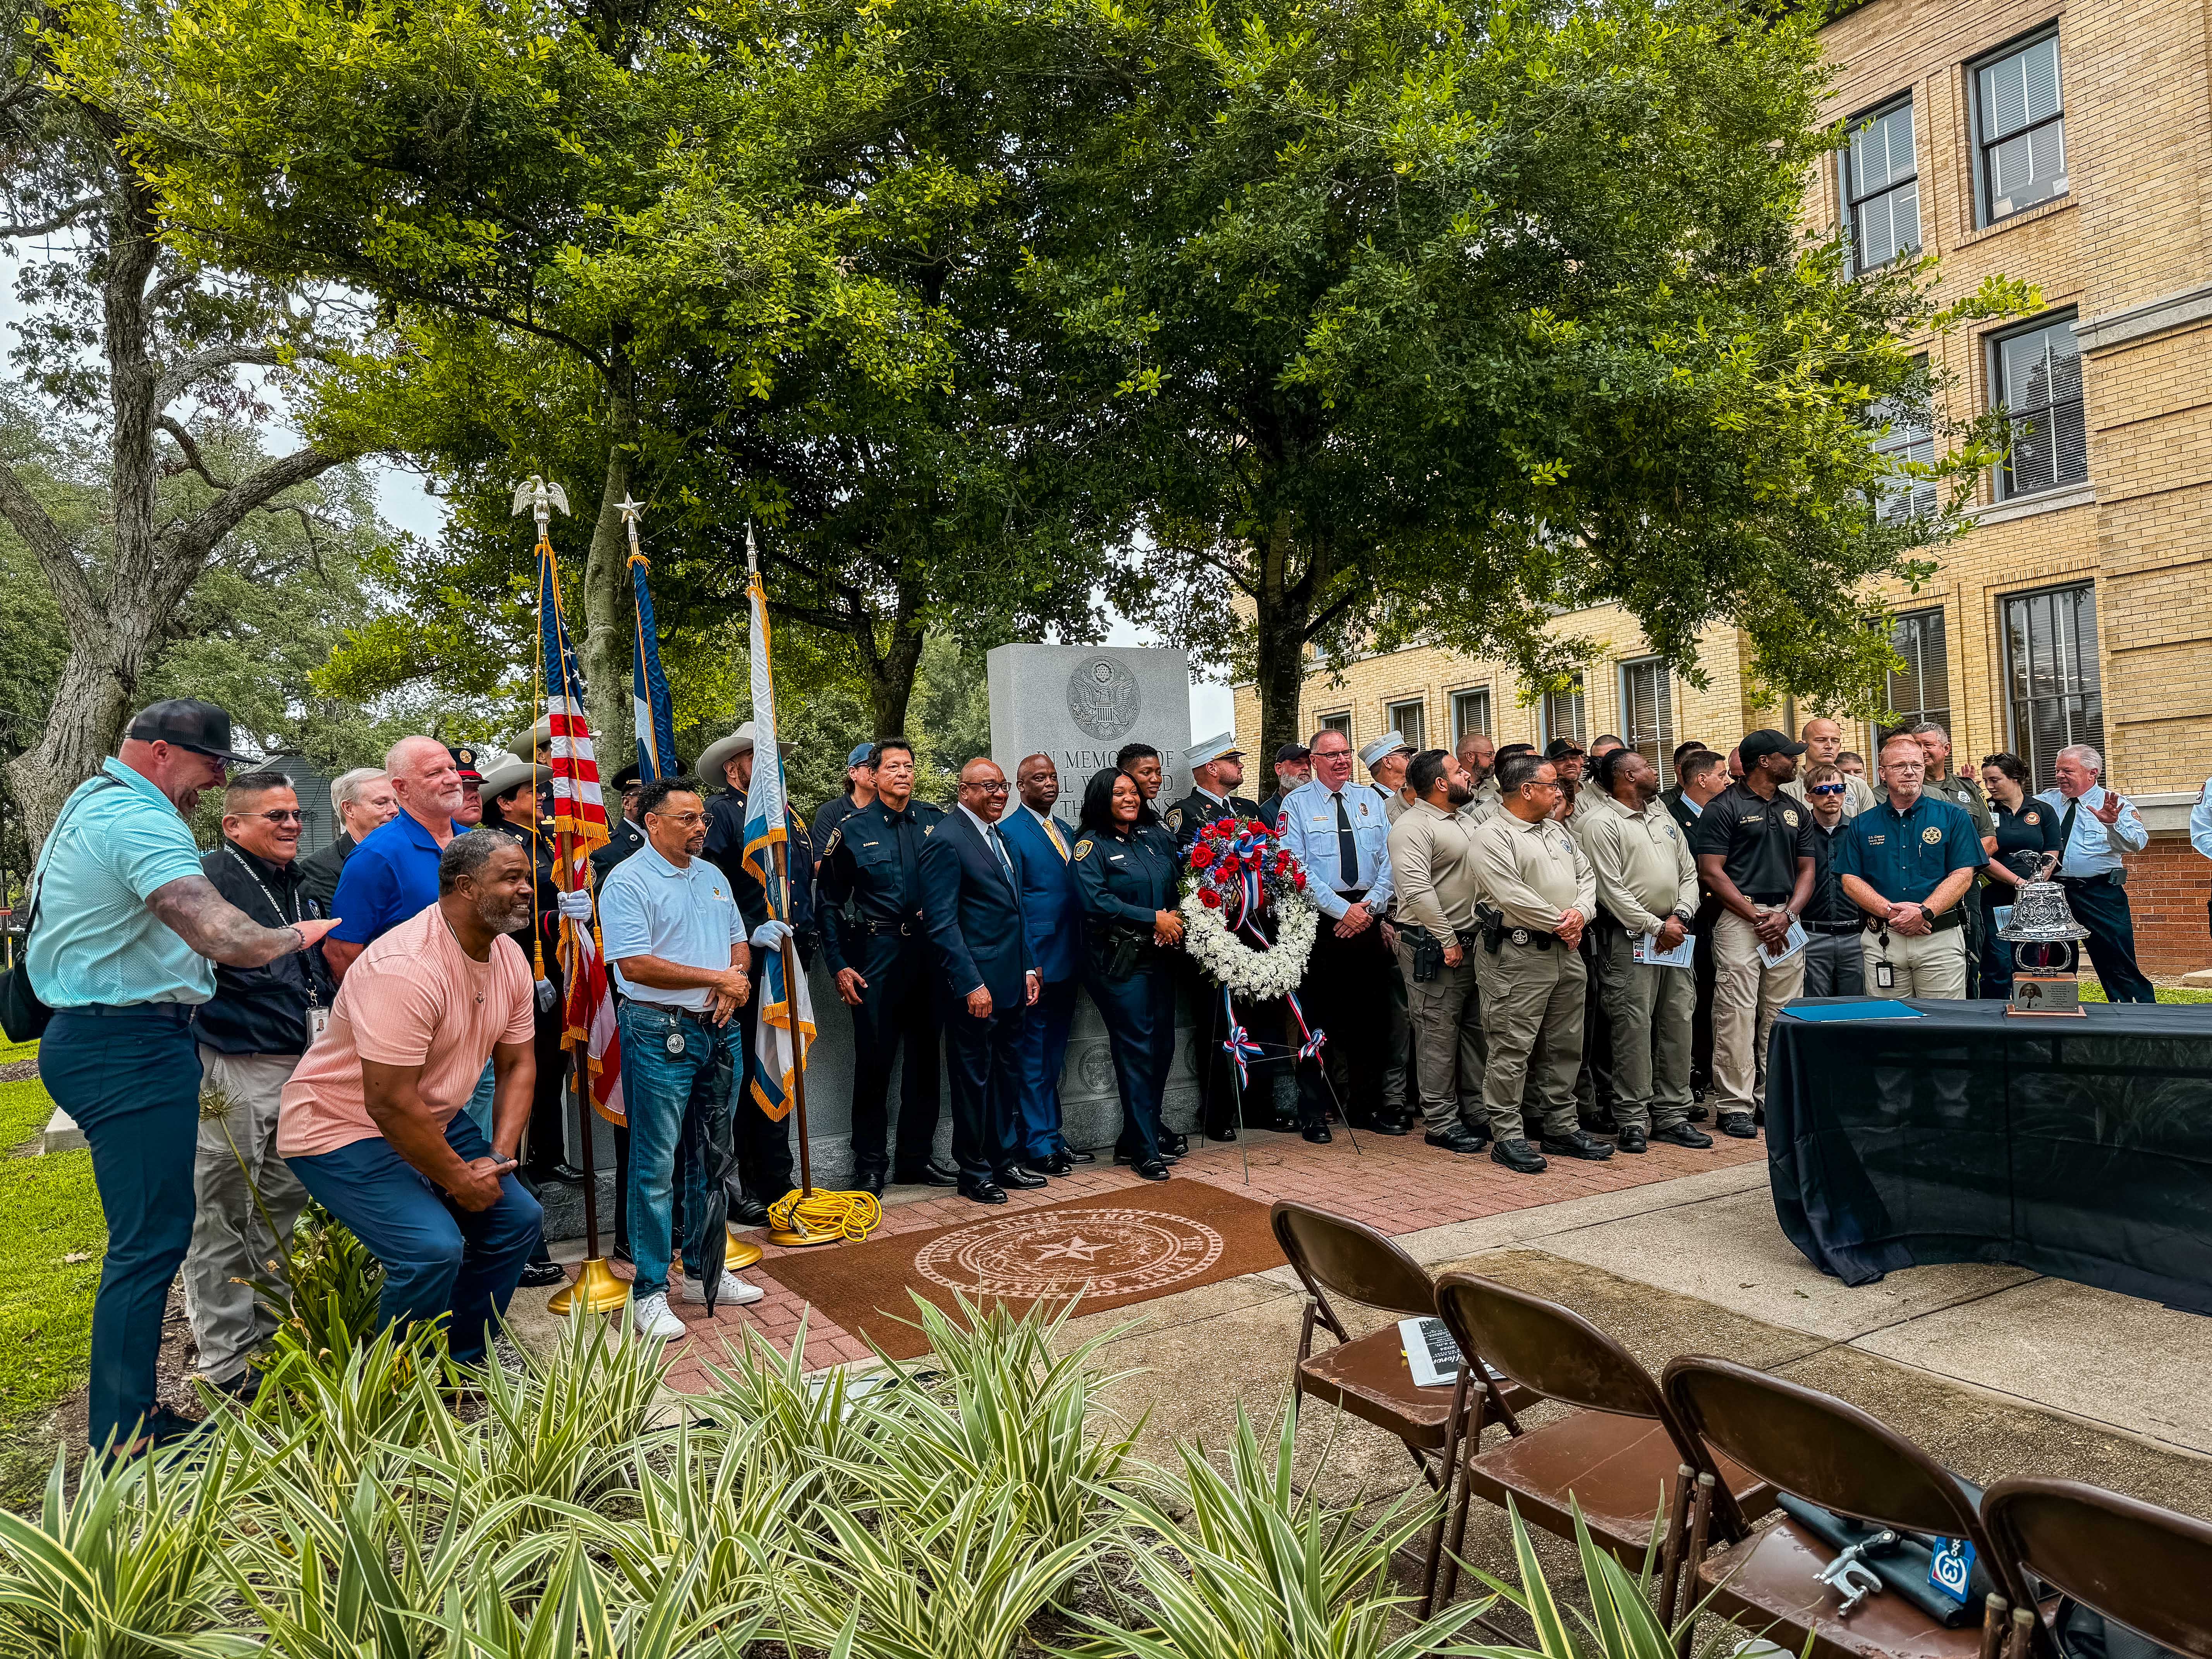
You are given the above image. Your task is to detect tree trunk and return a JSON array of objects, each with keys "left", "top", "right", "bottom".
[
  {"left": 1249, "top": 518, "right": 1321, "bottom": 764},
  {"left": 579, "top": 344, "right": 636, "bottom": 775}
]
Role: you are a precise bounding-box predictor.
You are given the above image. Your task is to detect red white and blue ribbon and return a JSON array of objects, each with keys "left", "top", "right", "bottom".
[
  {"left": 1287, "top": 992, "right": 1328, "bottom": 1062},
  {"left": 1220, "top": 988, "right": 1267, "bottom": 1086}
]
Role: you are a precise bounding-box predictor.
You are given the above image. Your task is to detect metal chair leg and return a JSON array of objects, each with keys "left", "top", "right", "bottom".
[
  {"left": 1672, "top": 1472, "right": 1715, "bottom": 1659},
  {"left": 2002, "top": 1605, "right": 2035, "bottom": 1659},
  {"left": 1977, "top": 1595, "right": 2011, "bottom": 1659},
  {"left": 1656, "top": 1462, "right": 1695, "bottom": 1631},
  {"left": 1419, "top": 1370, "right": 1473, "bottom": 1618},
  {"left": 1434, "top": 1386, "right": 1489, "bottom": 1608}
]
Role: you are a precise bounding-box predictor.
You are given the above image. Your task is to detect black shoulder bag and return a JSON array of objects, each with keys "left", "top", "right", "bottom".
[{"left": 0, "top": 777, "right": 127, "bottom": 1043}]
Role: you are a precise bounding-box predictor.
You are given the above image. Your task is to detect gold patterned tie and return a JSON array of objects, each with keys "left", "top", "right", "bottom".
[{"left": 1044, "top": 815, "right": 1069, "bottom": 860}]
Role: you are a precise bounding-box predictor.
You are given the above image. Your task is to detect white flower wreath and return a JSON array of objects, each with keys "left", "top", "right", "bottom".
[{"left": 1176, "top": 817, "right": 1322, "bottom": 1001}]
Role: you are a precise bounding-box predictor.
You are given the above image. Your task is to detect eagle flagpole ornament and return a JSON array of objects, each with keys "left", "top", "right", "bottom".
[{"left": 513, "top": 475, "right": 626, "bottom": 1316}]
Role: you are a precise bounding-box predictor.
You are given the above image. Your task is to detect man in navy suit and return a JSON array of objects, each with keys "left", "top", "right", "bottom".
[
  {"left": 919, "top": 757, "right": 1043, "bottom": 1204},
  {"left": 1000, "top": 753, "right": 1090, "bottom": 1176}
]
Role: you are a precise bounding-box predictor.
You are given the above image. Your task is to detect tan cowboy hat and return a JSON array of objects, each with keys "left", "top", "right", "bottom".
[
  {"left": 507, "top": 713, "right": 552, "bottom": 761},
  {"left": 479, "top": 755, "right": 548, "bottom": 802},
  {"left": 697, "top": 720, "right": 792, "bottom": 782}
]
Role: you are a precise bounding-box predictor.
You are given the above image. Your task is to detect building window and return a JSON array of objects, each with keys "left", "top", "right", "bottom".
[
  {"left": 1541, "top": 677, "right": 1586, "bottom": 748},
  {"left": 1620, "top": 659, "right": 1676, "bottom": 785},
  {"left": 1974, "top": 30, "right": 2066, "bottom": 225},
  {"left": 2004, "top": 582, "right": 2104, "bottom": 790},
  {"left": 1451, "top": 687, "right": 1491, "bottom": 743},
  {"left": 1843, "top": 96, "right": 1920, "bottom": 271},
  {"left": 1386, "top": 698, "right": 1427, "bottom": 751},
  {"left": 1316, "top": 710, "right": 1352, "bottom": 744},
  {"left": 1871, "top": 367, "right": 1937, "bottom": 523},
  {"left": 1879, "top": 607, "right": 1951, "bottom": 747},
  {"left": 1990, "top": 315, "right": 2086, "bottom": 500}
]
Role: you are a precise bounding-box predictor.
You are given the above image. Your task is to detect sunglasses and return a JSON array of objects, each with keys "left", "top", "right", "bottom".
[{"left": 1808, "top": 784, "right": 1846, "bottom": 796}]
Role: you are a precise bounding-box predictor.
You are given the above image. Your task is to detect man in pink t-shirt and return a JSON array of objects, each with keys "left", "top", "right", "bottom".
[{"left": 279, "top": 833, "right": 544, "bottom": 1362}]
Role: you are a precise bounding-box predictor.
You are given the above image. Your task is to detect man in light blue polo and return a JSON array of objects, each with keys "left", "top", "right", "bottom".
[
  {"left": 27, "top": 700, "right": 339, "bottom": 1455},
  {"left": 2038, "top": 744, "right": 2155, "bottom": 1003},
  {"left": 598, "top": 778, "right": 765, "bottom": 1340}
]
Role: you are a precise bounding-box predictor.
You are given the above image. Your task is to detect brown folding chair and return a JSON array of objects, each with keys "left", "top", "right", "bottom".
[
  {"left": 1269, "top": 1201, "right": 1531, "bottom": 1616},
  {"left": 1982, "top": 1476, "right": 2212, "bottom": 1659},
  {"left": 1430, "top": 1273, "right": 1776, "bottom": 1624},
  {"left": 1664, "top": 1356, "right": 2036, "bottom": 1659}
]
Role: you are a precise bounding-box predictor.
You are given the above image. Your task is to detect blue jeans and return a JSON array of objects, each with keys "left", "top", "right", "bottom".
[
  {"left": 41, "top": 1006, "right": 201, "bottom": 1450},
  {"left": 618, "top": 1001, "right": 736, "bottom": 1299},
  {"left": 287, "top": 1115, "right": 542, "bottom": 1362},
  {"left": 464, "top": 1059, "right": 497, "bottom": 1140}
]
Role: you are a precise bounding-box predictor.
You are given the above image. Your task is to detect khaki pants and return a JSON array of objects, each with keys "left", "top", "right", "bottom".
[
  {"left": 1395, "top": 932, "right": 1486, "bottom": 1136},
  {"left": 1862, "top": 924, "right": 1969, "bottom": 999},
  {"left": 1474, "top": 935, "right": 1585, "bottom": 1144},
  {"left": 1711, "top": 908, "right": 1805, "bottom": 1118},
  {"left": 1592, "top": 926, "right": 1695, "bottom": 1134},
  {"left": 185, "top": 1047, "right": 309, "bottom": 1385}
]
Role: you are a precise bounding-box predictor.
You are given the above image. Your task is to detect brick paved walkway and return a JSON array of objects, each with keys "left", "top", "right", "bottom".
[{"left": 590, "top": 1125, "right": 1766, "bottom": 1393}]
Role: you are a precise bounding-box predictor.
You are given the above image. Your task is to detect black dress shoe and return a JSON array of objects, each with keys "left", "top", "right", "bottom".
[
  {"left": 1252, "top": 1116, "right": 1300, "bottom": 1133},
  {"left": 1207, "top": 1125, "right": 1238, "bottom": 1143},
  {"left": 528, "top": 1161, "right": 586, "bottom": 1188},
  {"left": 1132, "top": 1158, "right": 1171, "bottom": 1182},
  {"left": 1366, "top": 1117, "right": 1412, "bottom": 1137},
  {"left": 1019, "top": 1154, "right": 1073, "bottom": 1178},
  {"left": 1540, "top": 1129, "right": 1616, "bottom": 1161},
  {"left": 1061, "top": 1147, "right": 1096, "bottom": 1164},
  {"left": 1301, "top": 1123, "right": 1333, "bottom": 1144},
  {"left": 854, "top": 1168, "right": 887, "bottom": 1197},
  {"left": 998, "top": 1165, "right": 1047, "bottom": 1190},
  {"left": 1424, "top": 1126, "right": 1490, "bottom": 1156},
  {"left": 1718, "top": 1114, "right": 1759, "bottom": 1139},
  {"left": 1163, "top": 1132, "right": 1189, "bottom": 1157},
  {"left": 518, "top": 1259, "right": 568, "bottom": 1288},
  {"left": 729, "top": 1197, "right": 771, "bottom": 1227},
  {"left": 1614, "top": 1127, "right": 1648, "bottom": 1154},
  {"left": 1582, "top": 1107, "right": 1620, "bottom": 1135},
  {"left": 959, "top": 1180, "right": 1008, "bottom": 1205},
  {"left": 895, "top": 1161, "right": 961, "bottom": 1187},
  {"left": 1686, "top": 1106, "right": 1711, "bottom": 1123},
  {"left": 1490, "top": 1137, "right": 1548, "bottom": 1173},
  {"left": 1652, "top": 1122, "right": 1715, "bottom": 1149}
]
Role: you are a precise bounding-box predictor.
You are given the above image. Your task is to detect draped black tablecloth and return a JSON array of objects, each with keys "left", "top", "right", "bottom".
[{"left": 1766, "top": 998, "right": 2212, "bottom": 1313}]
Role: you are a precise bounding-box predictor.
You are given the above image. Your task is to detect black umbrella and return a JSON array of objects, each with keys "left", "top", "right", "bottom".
[{"left": 683, "top": 1048, "right": 738, "bottom": 1316}]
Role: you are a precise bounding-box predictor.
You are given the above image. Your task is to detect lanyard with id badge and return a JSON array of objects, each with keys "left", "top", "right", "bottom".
[{"left": 225, "top": 847, "right": 330, "bottom": 1041}]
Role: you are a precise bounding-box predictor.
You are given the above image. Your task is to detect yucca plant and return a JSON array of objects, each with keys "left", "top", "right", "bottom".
[
  {"left": 256, "top": 1202, "right": 386, "bottom": 1364},
  {"left": 419, "top": 1533, "right": 764, "bottom": 1659},
  {"left": 601, "top": 1420, "right": 793, "bottom": 1623},
  {"left": 1065, "top": 1404, "right": 1498, "bottom": 1659},
  {"left": 686, "top": 1317, "right": 898, "bottom": 1522},
  {"left": 242, "top": 1317, "right": 448, "bottom": 1496},
  {"left": 0, "top": 1440, "right": 256, "bottom": 1658}
]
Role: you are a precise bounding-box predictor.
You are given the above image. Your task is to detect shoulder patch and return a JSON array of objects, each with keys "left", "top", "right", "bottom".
[
  {"left": 823, "top": 827, "right": 842, "bottom": 855},
  {"left": 1781, "top": 808, "right": 1799, "bottom": 827},
  {"left": 1164, "top": 806, "right": 1183, "bottom": 829},
  {"left": 1073, "top": 840, "right": 1092, "bottom": 862}
]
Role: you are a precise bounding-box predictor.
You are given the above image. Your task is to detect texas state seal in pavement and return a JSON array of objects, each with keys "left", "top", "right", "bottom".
[{"left": 914, "top": 1206, "right": 1224, "bottom": 1300}]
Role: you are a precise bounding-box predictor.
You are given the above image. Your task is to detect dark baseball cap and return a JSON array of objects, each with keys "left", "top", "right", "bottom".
[
  {"left": 1740, "top": 728, "right": 1808, "bottom": 768},
  {"left": 448, "top": 744, "right": 484, "bottom": 782},
  {"left": 127, "top": 698, "right": 253, "bottom": 766},
  {"left": 1544, "top": 736, "right": 1586, "bottom": 760},
  {"left": 847, "top": 742, "right": 877, "bottom": 769},
  {"left": 1274, "top": 742, "right": 1312, "bottom": 764}
]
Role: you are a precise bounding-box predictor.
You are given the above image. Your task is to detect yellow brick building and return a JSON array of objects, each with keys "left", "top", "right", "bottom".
[{"left": 1232, "top": 0, "right": 2212, "bottom": 969}]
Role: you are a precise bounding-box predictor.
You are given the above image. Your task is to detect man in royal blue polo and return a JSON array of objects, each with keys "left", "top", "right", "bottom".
[{"left": 325, "top": 735, "right": 467, "bottom": 980}]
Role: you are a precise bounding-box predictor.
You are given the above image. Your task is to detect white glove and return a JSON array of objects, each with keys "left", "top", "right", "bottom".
[
  {"left": 555, "top": 890, "right": 594, "bottom": 922},
  {"left": 534, "top": 979, "right": 556, "bottom": 1012},
  {"left": 749, "top": 919, "right": 794, "bottom": 951}
]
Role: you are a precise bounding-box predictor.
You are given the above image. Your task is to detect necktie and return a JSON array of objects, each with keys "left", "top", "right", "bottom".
[
  {"left": 1042, "top": 815, "right": 1069, "bottom": 860},
  {"left": 2056, "top": 795, "right": 2079, "bottom": 875},
  {"left": 988, "top": 823, "right": 1016, "bottom": 887},
  {"left": 893, "top": 811, "right": 919, "bottom": 908},
  {"left": 1333, "top": 792, "right": 1359, "bottom": 890}
]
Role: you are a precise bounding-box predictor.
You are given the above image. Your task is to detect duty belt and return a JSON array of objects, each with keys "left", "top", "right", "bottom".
[
  {"left": 857, "top": 917, "right": 922, "bottom": 936},
  {"left": 1806, "top": 919, "right": 1863, "bottom": 936}
]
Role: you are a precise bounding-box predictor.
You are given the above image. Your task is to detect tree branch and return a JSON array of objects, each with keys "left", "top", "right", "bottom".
[
  {"left": 154, "top": 345, "right": 313, "bottom": 409},
  {"left": 0, "top": 200, "right": 100, "bottom": 239},
  {"left": 155, "top": 416, "right": 232, "bottom": 490},
  {"left": 0, "top": 459, "right": 101, "bottom": 634},
  {"left": 162, "top": 444, "right": 343, "bottom": 570}
]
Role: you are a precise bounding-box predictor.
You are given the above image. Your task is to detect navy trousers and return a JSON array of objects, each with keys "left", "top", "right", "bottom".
[
  {"left": 1015, "top": 975, "right": 1079, "bottom": 1161},
  {"left": 288, "top": 1115, "right": 542, "bottom": 1361},
  {"left": 2059, "top": 876, "right": 2157, "bottom": 1003},
  {"left": 1087, "top": 960, "right": 1175, "bottom": 1164},
  {"left": 41, "top": 1006, "right": 201, "bottom": 1451},
  {"left": 942, "top": 995, "right": 1023, "bottom": 1183},
  {"left": 846, "top": 933, "right": 942, "bottom": 1177}
]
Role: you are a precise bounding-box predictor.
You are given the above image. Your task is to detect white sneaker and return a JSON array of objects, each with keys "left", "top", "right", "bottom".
[
  {"left": 631, "top": 1291, "right": 686, "bottom": 1340},
  {"left": 681, "top": 1269, "right": 765, "bottom": 1307}
]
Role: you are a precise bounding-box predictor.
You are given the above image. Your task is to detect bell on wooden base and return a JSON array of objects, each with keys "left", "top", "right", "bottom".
[{"left": 2000, "top": 881, "right": 2091, "bottom": 1018}]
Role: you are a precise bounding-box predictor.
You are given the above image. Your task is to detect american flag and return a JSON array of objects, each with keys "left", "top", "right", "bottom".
[{"left": 536, "top": 539, "right": 625, "bottom": 1126}]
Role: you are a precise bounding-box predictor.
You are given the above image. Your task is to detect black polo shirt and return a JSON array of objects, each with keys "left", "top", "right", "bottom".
[{"left": 1689, "top": 781, "right": 1815, "bottom": 904}]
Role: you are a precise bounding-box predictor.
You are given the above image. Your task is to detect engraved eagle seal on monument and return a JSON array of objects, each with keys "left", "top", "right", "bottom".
[{"left": 1066, "top": 654, "right": 1142, "bottom": 741}]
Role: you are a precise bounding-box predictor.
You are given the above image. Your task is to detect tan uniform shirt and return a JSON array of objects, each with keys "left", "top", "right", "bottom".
[
  {"left": 1384, "top": 789, "right": 1415, "bottom": 824},
  {"left": 1457, "top": 779, "right": 1503, "bottom": 830},
  {"left": 1783, "top": 774, "right": 1879, "bottom": 819},
  {"left": 1470, "top": 811, "right": 1596, "bottom": 933},
  {"left": 1386, "top": 799, "right": 1486, "bottom": 938},
  {"left": 1578, "top": 792, "right": 1699, "bottom": 936}
]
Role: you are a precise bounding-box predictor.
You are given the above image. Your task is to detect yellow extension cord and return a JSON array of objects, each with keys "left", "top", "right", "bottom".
[{"left": 766, "top": 1185, "right": 884, "bottom": 1244}]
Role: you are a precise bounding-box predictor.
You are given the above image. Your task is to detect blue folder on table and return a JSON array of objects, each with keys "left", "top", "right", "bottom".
[{"left": 1785, "top": 1000, "right": 1927, "bottom": 1022}]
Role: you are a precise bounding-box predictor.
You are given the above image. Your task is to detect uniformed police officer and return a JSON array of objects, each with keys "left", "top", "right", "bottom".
[
  {"left": 1834, "top": 734, "right": 1983, "bottom": 997},
  {"left": 1277, "top": 726, "right": 1397, "bottom": 1141},
  {"left": 695, "top": 723, "right": 816, "bottom": 1219},
  {"left": 1577, "top": 748, "right": 1711, "bottom": 1152},
  {"left": 1165, "top": 734, "right": 1276, "bottom": 1140},
  {"left": 1115, "top": 742, "right": 1190, "bottom": 1156},
  {"left": 1072, "top": 767, "right": 1180, "bottom": 1180},
  {"left": 817, "top": 737, "right": 956, "bottom": 1194},
  {"left": 1358, "top": 735, "right": 1421, "bottom": 1132},
  {"left": 1690, "top": 729, "right": 1815, "bottom": 1137},
  {"left": 1467, "top": 751, "right": 1604, "bottom": 1172}
]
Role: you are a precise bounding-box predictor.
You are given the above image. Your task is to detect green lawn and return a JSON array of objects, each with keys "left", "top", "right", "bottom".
[{"left": 0, "top": 1056, "right": 104, "bottom": 1442}]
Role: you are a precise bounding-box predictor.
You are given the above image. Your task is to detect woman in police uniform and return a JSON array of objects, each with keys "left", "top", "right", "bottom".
[
  {"left": 1977, "top": 751, "right": 2067, "bottom": 1000},
  {"left": 1072, "top": 768, "right": 1183, "bottom": 1181}
]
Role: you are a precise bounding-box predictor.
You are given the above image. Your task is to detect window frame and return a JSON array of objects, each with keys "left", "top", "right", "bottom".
[
  {"left": 1840, "top": 93, "right": 1922, "bottom": 273},
  {"left": 1315, "top": 710, "right": 1352, "bottom": 744},
  {"left": 1971, "top": 26, "right": 2068, "bottom": 228},
  {"left": 1988, "top": 311, "right": 2087, "bottom": 502},
  {"left": 1385, "top": 697, "right": 1427, "bottom": 752},
  {"left": 1874, "top": 605, "right": 1952, "bottom": 752},
  {"left": 2001, "top": 580, "right": 2105, "bottom": 791},
  {"left": 1870, "top": 355, "right": 1937, "bottom": 524},
  {"left": 1541, "top": 676, "right": 1587, "bottom": 749},
  {"left": 1450, "top": 686, "right": 1492, "bottom": 744},
  {"left": 1618, "top": 658, "right": 1676, "bottom": 786}
]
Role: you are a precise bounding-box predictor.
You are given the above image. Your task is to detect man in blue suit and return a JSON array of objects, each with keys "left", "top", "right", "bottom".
[
  {"left": 1000, "top": 753, "right": 1090, "bottom": 1176},
  {"left": 919, "top": 757, "right": 1043, "bottom": 1204}
]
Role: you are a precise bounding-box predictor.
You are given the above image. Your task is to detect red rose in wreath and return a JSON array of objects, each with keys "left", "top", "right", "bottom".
[
  {"left": 1293, "top": 869, "right": 1308, "bottom": 891},
  {"left": 1191, "top": 843, "right": 1216, "bottom": 869},
  {"left": 1200, "top": 888, "right": 1222, "bottom": 908}
]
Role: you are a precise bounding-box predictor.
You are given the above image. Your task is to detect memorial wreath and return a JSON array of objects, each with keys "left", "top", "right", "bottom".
[{"left": 1179, "top": 819, "right": 1328, "bottom": 1083}]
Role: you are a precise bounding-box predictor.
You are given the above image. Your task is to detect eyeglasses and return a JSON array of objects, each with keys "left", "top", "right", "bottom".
[
  {"left": 236, "top": 807, "right": 305, "bottom": 823},
  {"left": 968, "top": 780, "right": 1010, "bottom": 794},
  {"left": 1808, "top": 784, "right": 1845, "bottom": 796},
  {"left": 651, "top": 810, "right": 707, "bottom": 826}
]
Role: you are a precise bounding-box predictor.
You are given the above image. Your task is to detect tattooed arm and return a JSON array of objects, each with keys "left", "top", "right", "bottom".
[{"left": 147, "top": 875, "right": 342, "bottom": 967}]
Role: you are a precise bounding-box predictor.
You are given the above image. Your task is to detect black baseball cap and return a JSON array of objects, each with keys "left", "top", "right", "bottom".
[
  {"left": 611, "top": 756, "right": 689, "bottom": 788},
  {"left": 1275, "top": 742, "right": 1312, "bottom": 764},
  {"left": 1740, "top": 728, "right": 1808, "bottom": 768},
  {"left": 127, "top": 698, "right": 254, "bottom": 766},
  {"left": 1544, "top": 736, "right": 1586, "bottom": 760}
]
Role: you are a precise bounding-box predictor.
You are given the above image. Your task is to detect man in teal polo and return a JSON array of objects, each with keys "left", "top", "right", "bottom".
[
  {"left": 1833, "top": 734, "right": 1984, "bottom": 999},
  {"left": 28, "top": 700, "right": 340, "bottom": 1455}
]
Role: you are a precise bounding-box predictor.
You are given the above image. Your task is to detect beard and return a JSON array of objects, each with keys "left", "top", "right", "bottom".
[
  {"left": 1446, "top": 781, "right": 1474, "bottom": 806},
  {"left": 477, "top": 891, "right": 535, "bottom": 934}
]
